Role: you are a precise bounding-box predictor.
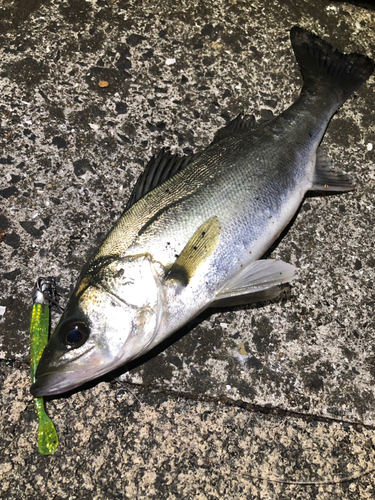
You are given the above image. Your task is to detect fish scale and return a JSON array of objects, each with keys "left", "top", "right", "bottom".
[{"left": 127, "top": 132, "right": 307, "bottom": 270}]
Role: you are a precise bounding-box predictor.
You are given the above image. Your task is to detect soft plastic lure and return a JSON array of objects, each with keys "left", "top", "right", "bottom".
[{"left": 30, "top": 277, "right": 59, "bottom": 455}]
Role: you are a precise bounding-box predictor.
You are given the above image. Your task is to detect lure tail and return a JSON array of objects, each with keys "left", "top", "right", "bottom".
[{"left": 30, "top": 278, "right": 59, "bottom": 455}]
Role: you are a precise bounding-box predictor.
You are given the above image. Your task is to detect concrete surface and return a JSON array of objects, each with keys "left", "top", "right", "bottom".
[{"left": 1, "top": 0, "right": 374, "bottom": 498}]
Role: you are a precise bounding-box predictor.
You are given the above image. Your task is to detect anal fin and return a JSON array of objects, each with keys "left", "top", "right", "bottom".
[{"left": 311, "top": 148, "right": 355, "bottom": 192}]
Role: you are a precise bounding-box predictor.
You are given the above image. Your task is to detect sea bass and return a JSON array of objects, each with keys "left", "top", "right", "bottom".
[{"left": 31, "top": 27, "right": 374, "bottom": 397}]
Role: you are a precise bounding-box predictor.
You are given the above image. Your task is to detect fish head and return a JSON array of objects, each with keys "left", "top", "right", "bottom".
[{"left": 31, "top": 253, "right": 164, "bottom": 396}]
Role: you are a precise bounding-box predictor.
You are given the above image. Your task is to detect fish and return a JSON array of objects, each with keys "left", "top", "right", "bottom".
[{"left": 31, "top": 27, "right": 374, "bottom": 397}]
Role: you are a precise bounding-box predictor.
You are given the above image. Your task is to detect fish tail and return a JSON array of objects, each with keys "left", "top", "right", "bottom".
[{"left": 290, "top": 26, "right": 374, "bottom": 106}]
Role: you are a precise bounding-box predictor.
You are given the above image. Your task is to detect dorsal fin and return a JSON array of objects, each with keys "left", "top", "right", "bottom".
[
  {"left": 126, "top": 149, "right": 198, "bottom": 210},
  {"left": 211, "top": 113, "right": 256, "bottom": 144}
]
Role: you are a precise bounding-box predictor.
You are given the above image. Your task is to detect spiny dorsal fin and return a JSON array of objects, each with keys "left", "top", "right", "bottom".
[
  {"left": 126, "top": 149, "right": 198, "bottom": 210},
  {"left": 311, "top": 148, "right": 355, "bottom": 192},
  {"left": 211, "top": 113, "right": 256, "bottom": 144},
  {"left": 166, "top": 216, "right": 221, "bottom": 286}
]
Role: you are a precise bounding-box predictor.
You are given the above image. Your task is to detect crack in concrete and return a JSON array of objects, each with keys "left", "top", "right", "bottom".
[{"left": 115, "top": 380, "right": 375, "bottom": 430}]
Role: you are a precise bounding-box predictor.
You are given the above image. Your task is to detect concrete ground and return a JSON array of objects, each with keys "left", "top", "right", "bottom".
[{"left": 1, "top": 0, "right": 374, "bottom": 498}]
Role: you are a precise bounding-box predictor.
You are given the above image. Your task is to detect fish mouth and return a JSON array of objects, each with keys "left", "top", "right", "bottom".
[
  {"left": 31, "top": 341, "right": 102, "bottom": 396},
  {"left": 31, "top": 370, "right": 90, "bottom": 397},
  {"left": 31, "top": 357, "right": 113, "bottom": 396},
  {"left": 31, "top": 346, "right": 122, "bottom": 397}
]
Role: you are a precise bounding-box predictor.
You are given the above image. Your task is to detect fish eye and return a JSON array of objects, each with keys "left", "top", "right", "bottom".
[{"left": 60, "top": 321, "right": 89, "bottom": 349}]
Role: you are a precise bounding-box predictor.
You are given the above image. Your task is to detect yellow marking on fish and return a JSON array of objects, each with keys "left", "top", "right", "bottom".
[
  {"left": 166, "top": 216, "right": 221, "bottom": 285},
  {"left": 75, "top": 276, "right": 90, "bottom": 298}
]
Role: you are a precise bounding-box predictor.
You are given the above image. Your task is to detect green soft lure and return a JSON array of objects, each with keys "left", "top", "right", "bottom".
[{"left": 30, "top": 278, "right": 59, "bottom": 455}]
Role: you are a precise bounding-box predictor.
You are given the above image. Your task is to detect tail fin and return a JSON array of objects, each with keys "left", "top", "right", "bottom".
[{"left": 290, "top": 27, "right": 374, "bottom": 106}]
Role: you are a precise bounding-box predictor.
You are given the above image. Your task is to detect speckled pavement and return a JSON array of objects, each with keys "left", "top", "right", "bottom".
[{"left": 1, "top": 1, "right": 375, "bottom": 498}]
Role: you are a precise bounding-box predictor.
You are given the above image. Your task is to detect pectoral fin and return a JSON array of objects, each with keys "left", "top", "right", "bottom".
[
  {"left": 215, "top": 259, "right": 297, "bottom": 307},
  {"left": 166, "top": 216, "right": 221, "bottom": 286}
]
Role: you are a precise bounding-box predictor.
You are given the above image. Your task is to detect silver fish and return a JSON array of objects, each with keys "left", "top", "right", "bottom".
[{"left": 31, "top": 27, "right": 374, "bottom": 396}]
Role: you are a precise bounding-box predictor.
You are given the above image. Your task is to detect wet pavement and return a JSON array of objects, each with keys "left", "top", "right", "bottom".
[{"left": 1, "top": 0, "right": 375, "bottom": 498}]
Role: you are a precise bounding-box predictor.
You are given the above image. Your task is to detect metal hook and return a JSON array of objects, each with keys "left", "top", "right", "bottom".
[{"left": 32, "top": 277, "right": 65, "bottom": 312}]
